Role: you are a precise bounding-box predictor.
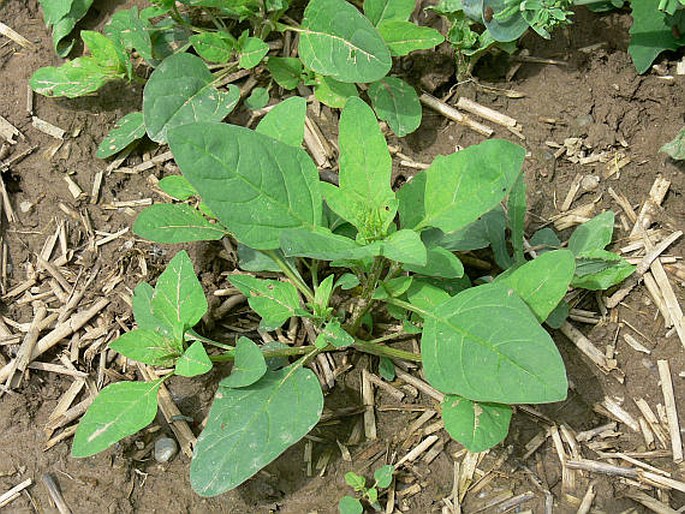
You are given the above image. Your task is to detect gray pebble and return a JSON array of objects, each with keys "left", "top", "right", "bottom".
[{"left": 154, "top": 437, "right": 178, "bottom": 463}]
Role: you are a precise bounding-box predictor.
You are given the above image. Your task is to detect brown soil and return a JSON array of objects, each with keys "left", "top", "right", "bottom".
[{"left": 1, "top": 1, "right": 684, "bottom": 513}]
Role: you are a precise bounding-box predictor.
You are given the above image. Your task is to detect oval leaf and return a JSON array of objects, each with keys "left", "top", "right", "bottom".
[
  {"left": 298, "top": 0, "right": 392, "bottom": 83},
  {"left": 72, "top": 379, "right": 162, "bottom": 457},
  {"left": 191, "top": 366, "right": 324, "bottom": 496},
  {"left": 483, "top": 0, "right": 528, "bottom": 42},
  {"left": 133, "top": 204, "right": 226, "bottom": 243},
  {"left": 97, "top": 112, "right": 145, "bottom": 159},
  {"left": 496, "top": 249, "right": 575, "bottom": 322},
  {"left": 228, "top": 275, "right": 304, "bottom": 330},
  {"left": 151, "top": 250, "right": 208, "bottom": 341},
  {"left": 167, "top": 122, "right": 322, "bottom": 250},
  {"left": 422, "top": 282, "right": 568, "bottom": 404},
  {"left": 110, "top": 329, "right": 182, "bottom": 366},
  {"left": 364, "top": 0, "right": 416, "bottom": 25},
  {"left": 221, "top": 336, "right": 268, "bottom": 387},
  {"left": 568, "top": 211, "right": 615, "bottom": 256},
  {"left": 398, "top": 139, "right": 525, "bottom": 233},
  {"left": 143, "top": 53, "right": 240, "bottom": 143},
  {"left": 441, "top": 395, "right": 512, "bottom": 452},
  {"left": 368, "top": 77, "right": 421, "bottom": 137},
  {"left": 175, "top": 340, "right": 213, "bottom": 377},
  {"left": 256, "top": 96, "right": 306, "bottom": 147},
  {"left": 158, "top": 175, "right": 198, "bottom": 201},
  {"left": 377, "top": 20, "right": 445, "bottom": 56}
]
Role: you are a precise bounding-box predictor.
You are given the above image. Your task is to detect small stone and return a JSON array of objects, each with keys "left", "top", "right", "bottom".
[
  {"left": 154, "top": 436, "right": 178, "bottom": 463},
  {"left": 575, "top": 114, "right": 594, "bottom": 128},
  {"left": 581, "top": 175, "right": 600, "bottom": 192},
  {"left": 19, "top": 200, "right": 33, "bottom": 213}
]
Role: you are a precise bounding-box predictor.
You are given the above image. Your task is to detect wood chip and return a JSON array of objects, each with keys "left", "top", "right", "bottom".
[
  {"left": 657, "top": 360, "right": 683, "bottom": 462},
  {"left": 625, "top": 491, "right": 678, "bottom": 514},
  {"left": 31, "top": 116, "right": 66, "bottom": 139},
  {"left": 41, "top": 473, "right": 72, "bottom": 514},
  {"left": 0, "top": 21, "right": 35, "bottom": 49},
  {"left": 420, "top": 93, "right": 494, "bottom": 137},
  {"left": 560, "top": 322, "right": 621, "bottom": 378},
  {"left": 396, "top": 435, "right": 439, "bottom": 467},
  {"left": 361, "top": 368, "right": 377, "bottom": 440},
  {"left": 455, "top": 97, "right": 518, "bottom": 128},
  {"left": 560, "top": 173, "right": 583, "bottom": 212},
  {"left": 0, "top": 478, "right": 32, "bottom": 508},
  {"left": 395, "top": 368, "right": 444, "bottom": 402},
  {"left": 0, "top": 298, "right": 110, "bottom": 383},
  {"left": 601, "top": 397, "right": 640, "bottom": 432},
  {"left": 0, "top": 114, "right": 21, "bottom": 144}
]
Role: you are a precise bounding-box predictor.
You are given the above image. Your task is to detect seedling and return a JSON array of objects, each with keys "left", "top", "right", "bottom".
[
  {"left": 339, "top": 465, "right": 395, "bottom": 513},
  {"left": 72, "top": 96, "right": 635, "bottom": 497},
  {"left": 31, "top": 0, "right": 445, "bottom": 137}
]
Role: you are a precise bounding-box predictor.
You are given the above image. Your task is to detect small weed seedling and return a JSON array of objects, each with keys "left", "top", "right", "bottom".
[
  {"left": 339, "top": 465, "right": 395, "bottom": 513},
  {"left": 31, "top": 0, "right": 445, "bottom": 137},
  {"left": 72, "top": 95, "right": 635, "bottom": 497}
]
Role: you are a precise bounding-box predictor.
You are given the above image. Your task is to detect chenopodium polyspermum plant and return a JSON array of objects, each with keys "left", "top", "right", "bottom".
[{"left": 72, "top": 95, "right": 635, "bottom": 497}]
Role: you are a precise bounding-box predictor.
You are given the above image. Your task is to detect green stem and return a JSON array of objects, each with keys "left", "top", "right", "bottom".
[
  {"left": 211, "top": 345, "right": 311, "bottom": 362},
  {"left": 347, "top": 257, "right": 385, "bottom": 335},
  {"left": 354, "top": 339, "right": 421, "bottom": 362},
  {"left": 265, "top": 250, "right": 316, "bottom": 303}
]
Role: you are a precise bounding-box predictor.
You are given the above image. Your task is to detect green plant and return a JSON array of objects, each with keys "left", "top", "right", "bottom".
[
  {"left": 31, "top": 0, "right": 445, "bottom": 138},
  {"left": 339, "top": 465, "right": 394, "bottom": 513},
  {"left": 438, "top": 0, "right": 685, "bottom": 76},
  {"left": 72, "top": 96, "right": 635, "bottom": 497}
]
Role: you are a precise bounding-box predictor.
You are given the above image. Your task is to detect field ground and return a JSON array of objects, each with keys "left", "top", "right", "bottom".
[{"left": 1, "top": 1, "right": 685, "bottom": 512}]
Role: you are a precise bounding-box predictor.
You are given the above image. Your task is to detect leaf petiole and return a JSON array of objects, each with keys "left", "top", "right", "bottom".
[{"left": 264, "top": 250, "right": 316, "bottom": 303}]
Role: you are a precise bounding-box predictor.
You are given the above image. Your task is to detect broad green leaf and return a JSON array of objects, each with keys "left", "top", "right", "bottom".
[
  {"left": 105, "top": 6, "right": 154, "bottom": 64},
  {"left": 629, "top": 0, "right": 685, "bottom": 73},
  {"left": 228, "top": 275, "right": 304, "bottom": 330},
  {"left": 143, "top": 53, "right": 240, "bottom": 143},
  {"left": 368, "top": 77, "right": 421, "bottom": 137},
  {"left": 30, "top": 58, "right": 116, "bottom": 98},
  {"left": 245, "top": 87, "right": 269, "bottom": 110},
  {"left": 483, "top": 0, "right": 528, "bottom": 42},
  {"left": 373, "top": 276, "right": 414, "bottom": 299},
  {"left": 378, "top": 356, "right": 396, "bottom": 380},
  {"left": 298, "top": 0, "right": 392, "bottom": 83},
  {"left": 72, "top": 379, "right": 162, "bottom": 457},
  {"left": 374, "top": 465, "right": 394, "bottom": 488},
  {"left": 132, "top": 283, "right": 173, "bottom": 337},
  {"left": 151, "top": 251, "right": 208, "bottom": 341},
  {"left": 483, "top": 205, "right": 512, "bottom": 269},
  {"left": 191, "top": 365, "right": 324, "bottom": 496},
  {"left": 81, "top": 31, "right": 126, "bottom": 71},
  {"left": 398, "top": 140, "right": 525, "bottom": 233},
  {"left": 422, "top": 282, "right": 568, "bottom": 403},
  {"left": 314, "top": 76, "right": 359, "bottom": 108},
  {"left": 404, "top": 246, "right": 464, "bottom": 278},
  {"left": 337, "top": 273, "right": 360, "bottom": 290},
  {"left": 237, "top": 244, "right": 282, "bottom": 272},
  {"left": 40, "top": 0, "right": 95, "bottom": 57},
  {"left": 158, "top": 175, "right": 198, "bottom": 200},
  {"left": 497, "top": 250, "right": 575, "bottom": 322},
  {"left": 378, "top": 21, "right": 445, "bottom": 55},
  {"left": 441, "top": 395, "right": 512, "bottom": 452},
  {"left": 507, "top": 173, "right": 526, "bottom": 264},
  {"left": 364, "top": 0, "right": 416, "bottom": 25},
  {"left": 280, "top": 227, "right": 375, "bottom": 261},
  {"left": 380, "top": 229, "right": 427, "bottom": 266},
  {"left": 221, "top": 337, "right": 267, "bottom": 387},
  {"left": 190, "top": 31, "right": 235, "bottom": 63},
  {"left": 319, "top": 319, "right": 355, "bottom": 348},
  {"left": 133, "top": 204, "right": 226, "bottom": 243},
  {"left": 266, "top": 57, "right": 303, "bottom": 90},
  {"left": 661, "top": 127, "right": 685, "bottom": 160},
  {"left": 110, "top": 329, "right": 182, "bottom": 366},
  {"left": 545, "top": 301, "right": 570, "bottom": 329},
  {"left": 322, "top": 97, "right": 396, "bottom": 240},
  {"left": 256, "top": 97, "right": 306, "bottom": 147},
  {"left": 239, "top": 36, "right": 270, "bottom": 69},
  {"left": 568, "top": 211, "right": 615, "bottom": 256},
  {"left": 345, "top": 471, "right": 366, "bottom": 490},
  {"left": 572, "top": 250, "right": 635, "bottom": 290},
  {"left": 168, "top": 122, "right": 322, "bottom": 250},
  {"left": 529, "top": 227, "right": 562, "bottom": 254},
  {"left": 339, "top": 496, "right": 364, "bottom": 514},
  {"left": 97, "top": 112, "right": 145, "bottom": 159},
  {"left": 406, "top": 280, "right": 451, "bottom": 311},
  {"left": 175, "top": 340, "right": 213, "bottom": 377}
]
